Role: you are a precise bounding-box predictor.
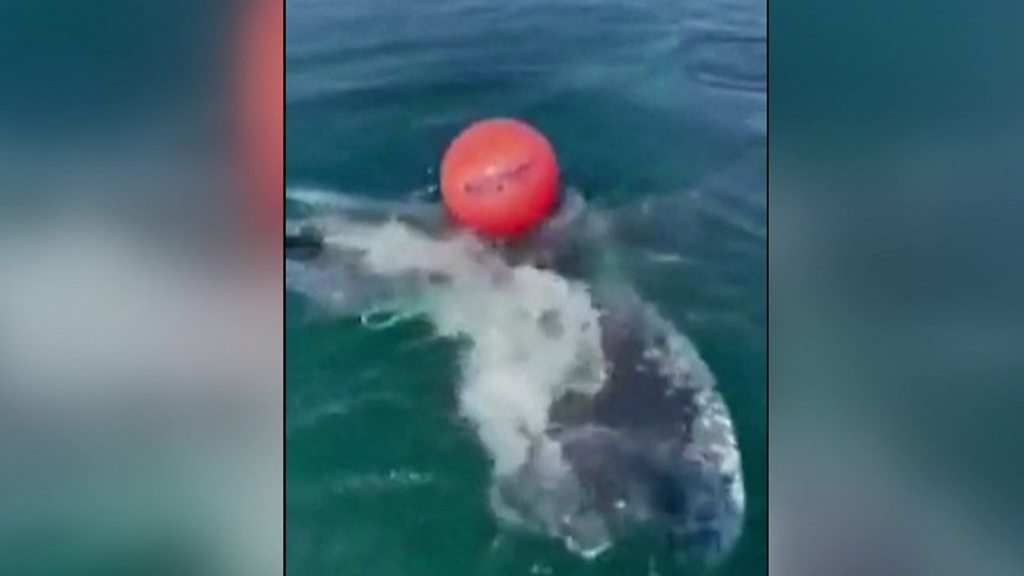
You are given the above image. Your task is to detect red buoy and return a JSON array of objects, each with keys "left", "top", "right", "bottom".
[{"left": 441, "top": 118, "right": 560, "bottom": 238}]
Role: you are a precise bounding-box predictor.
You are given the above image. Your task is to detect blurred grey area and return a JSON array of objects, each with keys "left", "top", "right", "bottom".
[
  {"left": 772, "top": 1, "right": 1024, "bottom": 574},
  {"left": 0, "top": 2, "right": 282, "bottom": 576}
]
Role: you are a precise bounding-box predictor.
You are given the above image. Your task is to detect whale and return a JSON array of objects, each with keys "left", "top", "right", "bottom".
[{"left": 284, "top": 191, "right": 744, "bottom": 562}]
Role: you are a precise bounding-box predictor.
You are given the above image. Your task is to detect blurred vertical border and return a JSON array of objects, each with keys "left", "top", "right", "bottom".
[
  {"left": 0, "top": 1, "right": 284, "bottom": 575},
  {"left": 771, "top": 1, "right": 1024, "bottom": 574}
]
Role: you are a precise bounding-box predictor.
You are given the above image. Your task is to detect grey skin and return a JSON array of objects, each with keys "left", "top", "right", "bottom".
[
  {"left": 493, "top": 285, "right": 744, "bottom": 562},
  {"left": 285, "top": 197, "right": 744, "bottom": 562}
]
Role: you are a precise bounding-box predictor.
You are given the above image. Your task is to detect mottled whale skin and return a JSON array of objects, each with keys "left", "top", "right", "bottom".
[
  {"left": 285, "top": 195, "right": 744, "bottom": 562},
  {"left": 492, "top": 283, "right": 744, "bottom": 562}
]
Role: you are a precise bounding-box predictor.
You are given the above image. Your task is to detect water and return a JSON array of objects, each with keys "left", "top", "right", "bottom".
[{"left": 285, "top": 1, "right": 765, "bottom": 574}]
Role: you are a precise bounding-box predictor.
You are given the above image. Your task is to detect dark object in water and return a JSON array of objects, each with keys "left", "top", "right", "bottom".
[
  {"left": 284, "top": 204, "right": 744, "bottom": 563},
  {"left": 495, "top": 288, "right": 744, "bottom": 563},
  {"left": 285, "top": 226, "right": 324, "bottom": 260}
]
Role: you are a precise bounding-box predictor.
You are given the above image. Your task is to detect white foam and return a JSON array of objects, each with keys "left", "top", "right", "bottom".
[{"left": 295, "top": 212, "right": 607, "bottom": 476}]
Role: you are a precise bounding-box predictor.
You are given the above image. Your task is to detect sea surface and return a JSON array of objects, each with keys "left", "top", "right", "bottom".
[{"left": 285, "top": 1, "right": 765, "bottom": 574}]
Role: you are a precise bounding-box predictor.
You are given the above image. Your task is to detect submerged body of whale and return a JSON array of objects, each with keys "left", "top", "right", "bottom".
[
  {"left": 496, "top": 286, "right": 744, "bottom": 561},
  {"left": 285, "top": 191, "right": 744, "bottom": 562}
]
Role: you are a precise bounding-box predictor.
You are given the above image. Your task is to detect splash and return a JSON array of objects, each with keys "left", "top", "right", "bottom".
[{"left": 287, "top": 189, "right": 607, "bottom": 476}]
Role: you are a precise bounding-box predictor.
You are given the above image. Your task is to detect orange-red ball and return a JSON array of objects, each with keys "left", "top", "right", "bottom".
[{"left": 440, "top": 119, "right": 560, "bottom": 238}]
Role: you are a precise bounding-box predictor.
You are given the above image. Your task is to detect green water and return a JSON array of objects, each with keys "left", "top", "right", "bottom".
[{"left": 286, "top": 1, "right": 765, "bottom": 574}]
